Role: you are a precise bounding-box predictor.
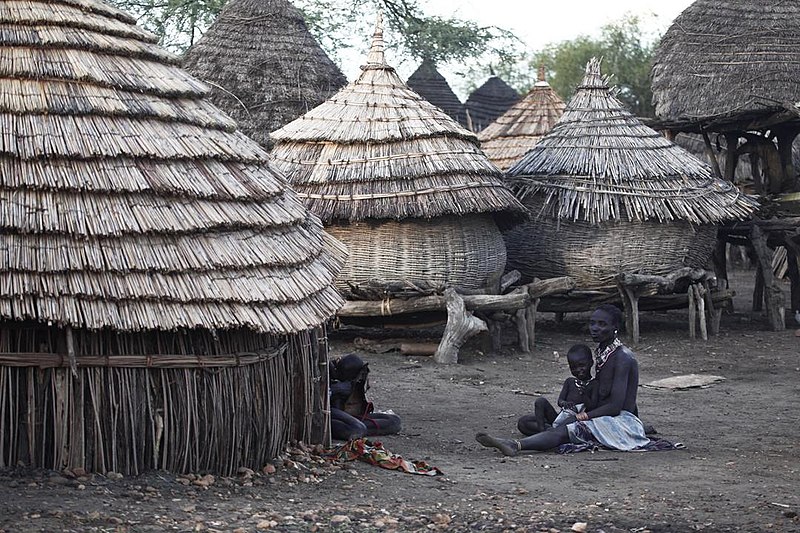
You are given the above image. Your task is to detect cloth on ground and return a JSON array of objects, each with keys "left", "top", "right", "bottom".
[
  {"left": 325, "top": 438, "right": 443, "bottom": 476},
  {"left": 558, "top": 437, "right": 683, "bottom": 454}
]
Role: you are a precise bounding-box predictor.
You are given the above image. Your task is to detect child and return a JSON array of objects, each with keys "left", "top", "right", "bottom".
[{"left": 517, "top": 344, "right": 596, "bottom": 436}]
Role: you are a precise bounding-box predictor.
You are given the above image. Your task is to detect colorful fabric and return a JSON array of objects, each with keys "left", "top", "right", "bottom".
[
  {"left": 325, "top": 438, "right": 443, "bottom": 476},
  {"left": 595, "top": 338, "right": 623, "bottom": 371},
  {"left": 566, "top": 410, "right": 651, "bottom": 450}
]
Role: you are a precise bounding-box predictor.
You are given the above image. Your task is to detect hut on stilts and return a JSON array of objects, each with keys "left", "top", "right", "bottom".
[
  {"left": 461, "top": 74, "right": 520, "bottom": 133},
  {"left": 0, "top": 0, "right": 346, "bottom": 475},
  {"left": 651, "top": 0, "right": 800, "bottom": 328},
  {"left": 406, "top": 58, "right": 463, "bottom": 122},
  {"left": 182, "top": 0, "right": 347, "bottom": 149},
  {"left": 504, "top": 59, "right": 757, "bottom": 339},
  {"left": 478, "top": 66, "right": 566, "bottom": 171},
  {"left": 271, "top": 15, "right": 524, "bottom": 300}
]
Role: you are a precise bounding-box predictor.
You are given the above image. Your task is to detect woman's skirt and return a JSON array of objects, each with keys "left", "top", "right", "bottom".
[{"left": 566, "top": 410, "right": 650, "bottom": 450}]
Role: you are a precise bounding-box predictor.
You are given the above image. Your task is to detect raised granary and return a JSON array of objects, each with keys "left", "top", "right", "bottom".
[
  {"left": 270, "top": 16, "right": 525, "bottom": 300},
  {"left": 406, "top": 58, "right": 463, "bottom": 122},
  {"left": 182, "top": 0, "right": 347, "bottom": 149},
  {"left": 0, "top": 0, "right": 345, "bottom": 475}
]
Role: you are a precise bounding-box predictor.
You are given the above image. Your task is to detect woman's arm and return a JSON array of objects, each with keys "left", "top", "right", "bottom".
[{"left": 585, "top": 356, "right": 633, "bottom": 419}]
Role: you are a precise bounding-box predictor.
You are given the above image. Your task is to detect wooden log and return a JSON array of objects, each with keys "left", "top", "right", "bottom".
[
  {"left": 434, "top": 289, "right": 487, "bottom": 364},
  {"left": 616, "top": 268, "right": 713, "bottom": 293},
  {"left": 500, "top": 270, "right": 521, "bottom": 293},
  {"left": 694, "top": 284, "right": 708, "bottom": 341},
  {"left": 688, "top": 283, "right": 696, "bottom": 339},
  {"left": 751, "top": 225, "right": 786, "bottom": 331},
  {"left": 527, "top": 276, "right": 576, "bottom": 298}
]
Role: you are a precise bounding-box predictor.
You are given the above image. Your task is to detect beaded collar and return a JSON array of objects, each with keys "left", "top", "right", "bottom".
[{"left": 595, "top": 337, "right": 622, "bottom": 372}]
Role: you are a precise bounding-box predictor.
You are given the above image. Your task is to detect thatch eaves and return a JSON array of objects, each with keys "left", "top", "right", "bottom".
[
  {"left": 461, "top": 75, "right": 520, "bottom": 133},
  {"left": 182, "top": 0, "right": 347, "bottom": 149},
  {"left": 508, "top": 58, "right": 758, "bottom": 225},
  {"left": 406, "top": 58, "right": 463, "bottom": 121},
  {"left": 651, "top": 0, "right": 800, "bottom": 125},
  {"left": 478, "top": 66, "right": 566, "bottom": 171},
  {"left": 270, "top": 17, "right": 525, "bottom": 226},
  {"left": 0, "top": 0, "right": 346, "bottom": 334}
]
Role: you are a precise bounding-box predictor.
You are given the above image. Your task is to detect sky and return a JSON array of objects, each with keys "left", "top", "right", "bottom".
[{"left": 338, "top": 0, "right": 695, "bottom": 97}]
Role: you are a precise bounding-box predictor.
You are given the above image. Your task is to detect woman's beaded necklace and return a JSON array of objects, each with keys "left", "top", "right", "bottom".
[{"left": 595, "top": 337, "right": 622, "bottom": 371}]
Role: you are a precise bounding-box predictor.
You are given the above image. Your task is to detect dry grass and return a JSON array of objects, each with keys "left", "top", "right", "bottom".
[{"left": 406, "top": 58, "right": 463, "bottom": 121}]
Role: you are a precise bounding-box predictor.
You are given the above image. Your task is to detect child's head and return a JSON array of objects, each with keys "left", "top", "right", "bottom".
[{"left": 566, "top": 344, "right": 593, "bottom": 381}]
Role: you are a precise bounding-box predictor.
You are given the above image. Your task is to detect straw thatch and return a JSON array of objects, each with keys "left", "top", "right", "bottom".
[
  {"left": 271, "top": 16, "right": 525, "bottom": 297},
  {"left": 478, "top": 66, "right": 565, "bottom": 171},
  {"left": 461, "top": 75, "right": 520, "bottom": 133},
  {"left": 406, "top": 58, "right": 463, "bottom": 121},
  {"left": 505, "top": 59, "right": 758, "bottom": 288},
  {"left": 651, "top": 0, "right": 800, "bottom": 125},
  {"left": 182, "top": 0, "right": 347, "bottom": 149},
  {"left": 0, "top": 0, "right": 346, "bottom": 474}
]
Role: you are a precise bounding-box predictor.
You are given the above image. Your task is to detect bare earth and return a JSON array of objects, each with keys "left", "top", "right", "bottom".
[{"left": 1, "top": 270, "right": 799, "bottom": 533}]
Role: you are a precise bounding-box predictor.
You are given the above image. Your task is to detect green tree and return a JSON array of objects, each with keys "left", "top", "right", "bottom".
[{"left": 110, "top": 0, "right": 226, "bottom": 49}]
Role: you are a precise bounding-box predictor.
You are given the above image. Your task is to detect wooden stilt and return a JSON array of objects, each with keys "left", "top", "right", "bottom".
[
  {"left": 526, "top": 299, "right": 538, "bottom": 350},
  {"left": 487, "top": 312, "right": 504, "bottom": 354},
  {"left": 703, "top": 280, "right": 722, "bottom": 336},
  {"left": 783, "top": 237, "right": 800, "bottom": 314},
  {"left": 694, "top": 284, "right": 708, "bottom": 341},
  {"left": 688, "top": 284, "right": 696, "bottom": 339},
  {"left": 752, "top": 264, "right": 765, "bottom": 312},
  {"left": 751, "top": 225, "right": 786, "bottom": 331},
  {"left": 515, "top": 308, "right": 530, "bottom": 353},
  {"left": 434, "top": 288, "right": 488, "bottom": 364}
]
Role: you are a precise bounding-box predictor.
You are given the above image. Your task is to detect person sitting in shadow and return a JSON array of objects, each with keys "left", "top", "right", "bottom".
[
  {"left": 517, "top": 344, "right": 597, "bottom": 436},
  {"left": 329, "top": 354, "right": 402, "bottom": 441}
]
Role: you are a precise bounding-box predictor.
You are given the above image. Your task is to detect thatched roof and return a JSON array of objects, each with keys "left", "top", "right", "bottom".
[
  {"left": 478, "top": 66, "right": 566, "bottom": 171},
  {"left": 651, "top": 0, "right": 800, "bottom": 126},
  {"left": 270, "top": 16, "right": 525, "bottom": 226},
  {"left": 507, "top": 59, "right": 758, "bottom": 225},
  {"left": 0, "top": 0, "right": 346, "bottom": 334},
  {"left": 461, "top": 75, "right": 520, "bottom": 133},
  {"left": 182, "top": 0, "right": 347, "bottom": 149},
  {"left": 406, "top": 58, "right": 463, "bottom": 121}
]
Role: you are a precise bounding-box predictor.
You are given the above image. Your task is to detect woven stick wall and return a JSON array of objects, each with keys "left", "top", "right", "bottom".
[
  {"left": 182, "top": 0, "right": 347, "bottom": 149},
  {"left": 0, "top": 0, "right": 345, "bottom": 473},
  {"left": 271, "top": 15, "right": 525, "bottom": 297},
  {"left": 505, "top": 59, "right": 758, "bottom": 289},
  {"left": 479, "top": 66, "right": 565, "bottom": 171},
  {"left": 652, "top": 0, "right": 800, "bottom": 123}
]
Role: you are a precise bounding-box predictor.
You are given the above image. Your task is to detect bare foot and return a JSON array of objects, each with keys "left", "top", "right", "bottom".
[{"left": 475, "top": 432, "right": 519, "bottom": 456}]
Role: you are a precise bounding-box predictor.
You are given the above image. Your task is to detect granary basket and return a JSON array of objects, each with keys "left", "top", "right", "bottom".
[
  {"left": 327, "top": 214, "right": 507, "bottom": 298},
  {"left": 504, "top": 199, "right": 718, "bottom": 290}
]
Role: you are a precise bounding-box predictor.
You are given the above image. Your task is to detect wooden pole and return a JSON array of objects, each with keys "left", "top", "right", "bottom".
[
  {"left": 688, "top": 284, "right": 696, "bottom": 339},
  {"left": 434, "top": 289, "right": 488, "bottom": 364},
  {"left": 701, "top": 131, "right": 723, "bottom": 179},
  {"left": 751, "top": 225, "right": 786, "bottom": 331},
  {"left": 515, "top": 308, "right": 530, "bottom": 353},
  {"left": 694, "top": 284, "right": 708, "bottom": 341},
  {"left": 723, "top": 133, "right": 739, "bottom": 182}
]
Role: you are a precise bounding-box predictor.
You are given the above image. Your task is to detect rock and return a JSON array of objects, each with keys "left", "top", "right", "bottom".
[
  {"left": 193, "top": 475, "right": 215, "bottom": 488},
  {"left": 262, "top": 464, "right": 276, "bottom": 475},
  {"left": 784, "top": 510, "right": 797, "bottom": 518},
  {"left": 72, "top": 467, "right": 89, "bottom": 477},
  {"left": 238, "top": 467, "right": 255, "bottom": 477},
  {"left": 432, "top": 514, "right": 451, "bottom": 526},
  {"left": 106, "top": 472, "right": 123, "bottom": 481},
  {"left": 571, "top": 522, "right": 588, "bottom": 532},
  {"left": 330, "top": 515, "right": 351, "bottom": 525},
  {"left": 256, "top": 520, "right": 278, "bottom": 530},
  {"left": 76, "top": 484, "right": 86, "bottom": 490}
]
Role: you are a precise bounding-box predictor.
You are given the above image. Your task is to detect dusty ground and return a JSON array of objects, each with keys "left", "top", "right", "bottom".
[{"left": 1, "top": 269, "right": 799, "bottom": 532}]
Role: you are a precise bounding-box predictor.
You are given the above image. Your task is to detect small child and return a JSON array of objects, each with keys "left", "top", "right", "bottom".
[{"left": 517, "top": 344, "right": 597, "bottom": 436}]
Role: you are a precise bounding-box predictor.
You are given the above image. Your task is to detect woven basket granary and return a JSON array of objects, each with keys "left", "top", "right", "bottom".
[
  {"left": 271, "top": 16, "right": 525, "bottom": 299},
  {"left": 505, "top": 59, "right": 758, "bottom": 290},
  {"left": 0, "top": 0, "right": 345, "bottom": 475}
]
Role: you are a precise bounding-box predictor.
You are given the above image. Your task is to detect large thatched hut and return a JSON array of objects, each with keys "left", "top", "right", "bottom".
[
  {"left": 478, "top": 66, "right": 566, "bottom": 171},
  {"left": 406, "top": 58, "right": 463, "bottom": 121},
  {"left": 271, "top": 17, "right": 525, "bottom": 298},
  {"left": 182, "top": 0, "right": 347, "bottom": 149},
  {"left": 505, "top": 59, "right": 757, "bottom": 289},
  {"left": 0, "top": 0, "right": 346, "bottom": 475},
  {"left": 461, "top": 75, "right": 520, "bottom": 133}
]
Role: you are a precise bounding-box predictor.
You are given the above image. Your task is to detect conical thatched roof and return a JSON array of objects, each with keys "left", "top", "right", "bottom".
[
  {"left": 270, "top": 17, "right": 524, "bottom": 226},
  {"left": 0, "top": 0, "right": 345, "bottom": 334},
  {"left": 478, "top": 66, "right": 566, "bottom": 171},
  {"left": 461, "top": 75, "right": 520, "bottom": 132},
  {"left": 651, "top": 0, "right": 800, "bottom": 124},
  {"left": 182, "top": 0, "right": 347, "bottom": 149},
  {"left": 508, "top": 59, "right": 757, "bottom": 225},
  {"left": 406, "top": 58, "right": 463, "bottom": 121}
]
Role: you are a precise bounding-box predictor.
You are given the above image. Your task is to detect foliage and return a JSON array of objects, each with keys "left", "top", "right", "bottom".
[
  {"left": 109, "top": 0, "right": 226, "bottom": 49},
  {"left": 466, "top": 16, "right": 657, "bottom": 117}
]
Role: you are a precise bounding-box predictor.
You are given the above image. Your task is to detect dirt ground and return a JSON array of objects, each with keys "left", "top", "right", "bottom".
[{"left": 1, "top": 269, "right": 799, "bottom": 532}]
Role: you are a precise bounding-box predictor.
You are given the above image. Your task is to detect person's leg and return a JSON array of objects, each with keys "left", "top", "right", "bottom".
[
  {"left": 331, "top": 408, "right": 368, "bottom": 441},
  {"left": 363, "top": 413, "right": 402, "bottom": 436},
  {"left": 534, "top": 397, "right": 558, "bottom": 431},
  {"left": 476, "top": 426, "right": 570, "bottom": 456},
  {"left": 516, "top": 414, "right": 542, "bottom": 436}
]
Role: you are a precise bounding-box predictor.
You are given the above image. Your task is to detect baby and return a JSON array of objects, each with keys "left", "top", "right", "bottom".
[{"left": 517, "top": 344, "right": 597, "bottom": 436}]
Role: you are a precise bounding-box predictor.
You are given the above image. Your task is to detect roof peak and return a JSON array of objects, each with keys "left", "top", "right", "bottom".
[
  {"left": 362, "top": 12, "right": 388, "bottom": 70},
  {"left": 578, "top": 57, "right": 609, "bottom": 90}
]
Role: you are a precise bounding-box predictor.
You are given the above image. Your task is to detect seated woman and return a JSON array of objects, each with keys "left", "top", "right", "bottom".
[
  {"left": 477, "top": 304, "right": 650, "bottom": 455},
  {"left": 329, "top": 354, "right": 402, "bottom": 441}
]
